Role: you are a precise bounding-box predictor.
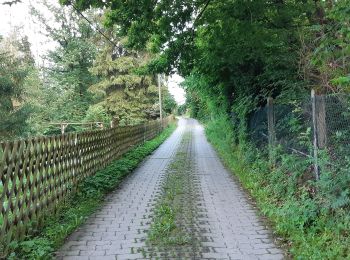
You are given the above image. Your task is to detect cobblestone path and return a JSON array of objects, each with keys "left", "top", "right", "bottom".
[{"left": 56, "top": 118, "right": 285, "bottom": 260}]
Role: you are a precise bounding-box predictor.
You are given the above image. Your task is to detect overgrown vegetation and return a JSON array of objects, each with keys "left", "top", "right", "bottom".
[
  {"left": 4, "top": 0, "right": 350, "bottom": 257},
  {"left": 0, "top": 1, "right": 177, "bottom": 141},
  {"left": 148, "top": 134, "right": 192, "bottom": 247},
  {"left": 205, "top": 115, "right": 350, "bottom": 259},
  {"left": 147, "top": 132, "right": 197, "bottom": 257},
  {"left": 0, "top": 32, "right": 36, "bottom": 139},
  {"left": 7, "top": 123, "right": 176, "bottom": 260},
  {"left": 61, "top": 0, "right": 350, "bottom": 257}
]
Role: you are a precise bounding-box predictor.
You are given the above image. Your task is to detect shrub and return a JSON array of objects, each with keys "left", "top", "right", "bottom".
[{"left": 205, "top": 115, "right": 350, "bottom": 259}]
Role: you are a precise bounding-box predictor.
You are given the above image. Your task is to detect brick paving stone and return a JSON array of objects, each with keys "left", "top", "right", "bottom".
[
  {"left": 258, "top": 254, "right": 285, "bottom": 260},
  {"left": 116, "top": 253, "right": 144, "bottom": 260},
  {"left": 89, "top": 257, "right": 116, "bottom": 260},
  {"left": 56, "top": 119, "right": 285, "bottom": 259},
  {"left": 56, "top": 122, "right": 184, "bottom": 259},
  {"left": 192, "top": 118, "right": 285, "bottom": 259},
  {"left": 58, "top": 256, "right": 90, "bottom": 260}
]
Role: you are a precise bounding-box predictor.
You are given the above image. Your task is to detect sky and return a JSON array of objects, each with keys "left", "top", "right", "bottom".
[
  {"left": 168, "top": 74, "right": 185, "bottom": 105},
  {"left": 0, "top": 0, "right": 186, "bottom": 105},
  {"left": 0, "top": 0, "right": 57, "bottom": 61}
]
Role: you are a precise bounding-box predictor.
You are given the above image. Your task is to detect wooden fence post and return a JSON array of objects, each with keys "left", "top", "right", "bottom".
[
  {"left": 315, "top": 95, "right": 327, "bottom": 148},
  {"left": 267, "top": 97, "right": 276, "bottom": 165},
  {"left": 311, "top": 89, "right": 320, "bottom": 180},
  {"left": 61, "top": 123, "right": 68, "bottom": 134}
]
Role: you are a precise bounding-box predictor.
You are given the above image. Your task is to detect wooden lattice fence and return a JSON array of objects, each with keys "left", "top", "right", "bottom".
[{"left": 0, "top": 117, "right": 172, "bottom": 256}]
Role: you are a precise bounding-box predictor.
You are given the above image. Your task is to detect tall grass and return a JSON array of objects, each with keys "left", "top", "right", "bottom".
[{"left": 205, "top": 115, "right": 350, "bottom": 259}]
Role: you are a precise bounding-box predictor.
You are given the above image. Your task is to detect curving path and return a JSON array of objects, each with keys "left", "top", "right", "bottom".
[{"left": 56, "top": 118, "right": 285, "bottom": 260}]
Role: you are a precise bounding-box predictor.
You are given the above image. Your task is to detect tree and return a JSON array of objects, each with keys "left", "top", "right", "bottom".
[
  {"left": 302, "top": 0, "right": 350, "bottom": 93},
  {"left": 0, "top": 31, "right": 36, "bottom": 140},
  {"left": 29, "top": 1, "right": 99, "bottom": 133},
  {"left": 61, "top": 1, "right": 314, "bottom": 113},
  {"left": 162, "top": 86, "right": 177, "bottom": 115},
  {"left": 89, "top": 40, "right": 162, "bottom": 125}
]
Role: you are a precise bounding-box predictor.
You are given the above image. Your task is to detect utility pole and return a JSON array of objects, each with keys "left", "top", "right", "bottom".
[{"left": 158, "top": 74, "right": 163, "bottom": 121}]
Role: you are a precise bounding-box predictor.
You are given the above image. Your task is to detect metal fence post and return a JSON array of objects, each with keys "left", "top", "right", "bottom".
[
  {"left": 311, "top": 89, "right": 320, "bottom": 180},
  {"left": 267, "top": 97, "right": 276, "bottom": 165}
]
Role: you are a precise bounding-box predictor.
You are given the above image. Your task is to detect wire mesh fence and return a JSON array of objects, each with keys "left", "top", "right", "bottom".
[
  {"left": 319, "top": 94, "right": 350, "bottom": 168},
  {"left": 274, "top": 97, "right": 312, "bottom": 155},
  {"left": 246, "top": 91, "right": 350, "bottom": 179},
  {"left": 248, "top": 106, "right": 268, "bottom": 149},
  {"left": 248, "top": 97, "right": 312, "bottom": 155}
]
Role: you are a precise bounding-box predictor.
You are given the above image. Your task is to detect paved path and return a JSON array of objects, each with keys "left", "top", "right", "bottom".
[{"left": 56, "top": 119, "right": 285, "bottom": 260}]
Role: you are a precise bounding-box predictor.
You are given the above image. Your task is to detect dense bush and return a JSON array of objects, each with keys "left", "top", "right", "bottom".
[{"left": 205, "top": 115, "right": 350, "bottom": 258}]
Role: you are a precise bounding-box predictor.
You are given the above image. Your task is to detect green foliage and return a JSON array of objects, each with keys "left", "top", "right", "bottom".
[
  {"left": 1, "top": 2, "right": 177, "bottom": 139},
  {"left": 205, "top": 114, "right": 350, "bottom": 259},
  {"left": 59, "top": 0, "right": 350, "bottom": 257},
  {"left": 176, "top": 104, "right": 187, "bottom": 116},
  {"left": 89, "top": 46, "right": 161, "bottom": 125},
  {"left": 28, "top": 2, "right": 98, "bottom": 132},
  {"left": 0, "top": 31, "right": 36, "bottom": 141},
  {"left": 83, "top": 103, "right": 110, "bottom": 124},
  {"left": 65, "top": 0, "right": 312, "bottom": 108},
  {"left": 307, "top": 0, "right": 350, "bottom": 92},
  {"left": 148, "top": 133, "right": 192, "bottom": 247},
  {"left": 162, "top": 88, "right": 177, "bottom": 115},
  {"left": 89, "top": 40, "right": 177, "bottom": 125},
  {"left": 316, "top": 151, "right": 350, "bottom": 213},
  {"left": 8, "top": 123, "right": 176, "bottom": 260},
  {"left": 148, "top": 203, "right": 177, "bottom": 242}
]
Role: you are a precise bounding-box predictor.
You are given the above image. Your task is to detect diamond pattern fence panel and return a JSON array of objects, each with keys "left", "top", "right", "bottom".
[{"left": 0, "top": 117, "right": 173, "bottom": 256}]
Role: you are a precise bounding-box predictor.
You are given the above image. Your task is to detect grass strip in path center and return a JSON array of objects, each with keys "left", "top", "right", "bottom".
[{"left": 146, "top": 131, "right": 202, "bottom": 259}]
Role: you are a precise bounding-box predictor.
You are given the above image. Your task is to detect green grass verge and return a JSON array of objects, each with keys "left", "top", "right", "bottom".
[
  {"left": 204, "top": 116, "right": 350, "bottom": 259},
  {"left": 147, "top": 133, "right": 192, "bottom": 247},
  {"left": 7, "top": 123, "right": 176, "bottom": 260}
]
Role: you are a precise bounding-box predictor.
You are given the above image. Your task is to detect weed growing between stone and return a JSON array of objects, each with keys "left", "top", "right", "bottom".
[
  {"left": 7, "top": 123, "right": 176, "bottom": 260},
  {"left": 147, "top": 132, "right": 199, "bottom": 257}
]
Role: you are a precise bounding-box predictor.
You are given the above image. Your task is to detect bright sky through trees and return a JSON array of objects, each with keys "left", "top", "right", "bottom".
[
  {"left": 0, "top": 0, "right": 56, "bottom": 61},
  {"left": 0, "top": 0, "right": 186, "bottom": 104}
]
